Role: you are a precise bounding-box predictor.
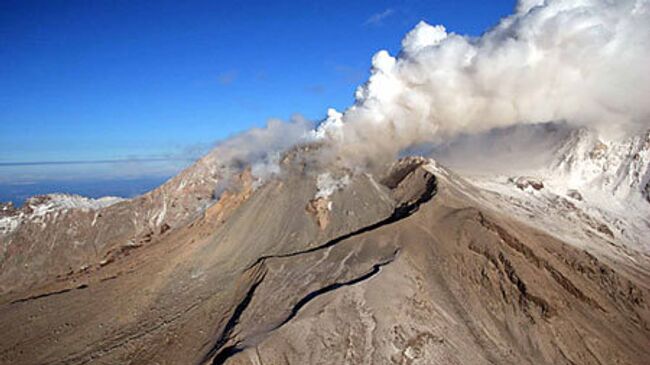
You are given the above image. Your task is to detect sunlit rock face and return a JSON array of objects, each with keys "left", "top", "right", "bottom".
[
  {"left": 1, "top": 0, "right": 649, "bottom": 363},
  {"left": 0, "top": 136, "right": 648, "bottom": 364}
]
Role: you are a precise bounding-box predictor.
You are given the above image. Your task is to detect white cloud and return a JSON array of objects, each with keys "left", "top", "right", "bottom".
[
  {"left": 364, "top": 8, "right": 395, "bottom": 26},
  {"left": 318, "top": 0, "right": 650, "bottom": 166}
]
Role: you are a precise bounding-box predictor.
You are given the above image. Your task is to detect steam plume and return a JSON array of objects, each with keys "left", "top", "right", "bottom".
[
  {"left": 206, "top": 116, "right": 314, "bottom": 190},
  {"left": 316, "top": 0, "right": 650, "bottom": 166}
]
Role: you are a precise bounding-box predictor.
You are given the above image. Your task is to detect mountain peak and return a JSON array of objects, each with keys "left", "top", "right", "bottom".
[{"left": 550, "top": 128, "right": 650, "bottom": 201}]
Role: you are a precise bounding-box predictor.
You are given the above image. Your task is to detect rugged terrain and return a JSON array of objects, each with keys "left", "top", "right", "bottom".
[{"left": 0, "top": 129, "right": 649, "bottom": 365}]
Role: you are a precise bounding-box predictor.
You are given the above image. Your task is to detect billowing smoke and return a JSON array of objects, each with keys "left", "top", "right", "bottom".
[
  {"left": 206, "top": 116, "right": 314, "bottom": 194},
  {"left": 315, "top": 0, "right": 650, "bottom": 166},
  {"left": 210, "top": 116, "right": 313, "bottom": 173}
]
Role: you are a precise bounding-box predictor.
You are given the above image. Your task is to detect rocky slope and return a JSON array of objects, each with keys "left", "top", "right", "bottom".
[
  {"left": 466, "top": 128, "right": 650, "bottom": 272},
  {"left": 0, "top": 131, "right": 648, "bottom": 365},
  {"left": 0, "top": 146, "right": 233, "bottom": 294}
]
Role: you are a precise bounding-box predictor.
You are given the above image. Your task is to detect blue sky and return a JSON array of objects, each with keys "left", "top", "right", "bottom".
[{"left": 0, "top": 0, "right": 516, "bottom": 183}]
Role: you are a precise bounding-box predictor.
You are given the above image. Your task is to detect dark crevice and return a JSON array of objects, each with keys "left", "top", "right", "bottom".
[
  {"left": 246, "top": 172, "right": 436, "bottom": 271},
  {"left": 211, "top": 345, "right": 242, "bottom": 365},
  {"left": 206, "top": 168, "right": 436, "bottom": 364},
  {"left": 215, "top": 253, "right": 398, "bottom": 365},
  {"left": 273, "top": 252, "right": 397, "bottom": 331},
  {"left": 202, "top": 271, "right": 266, "bottom": 365},
  {"left": 10, "top": 283, "right": 88, "bottom": 304}
]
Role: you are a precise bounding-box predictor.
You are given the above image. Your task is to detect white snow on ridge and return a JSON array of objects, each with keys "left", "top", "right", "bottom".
[
  {"left": 0, "top": 217, "right": 19, "bottom": 236},
  {"left": 471, "top": 174, "right": 650, "bottom": 254},
  {"left": 550, "top": 128, "right": 650, "bottom": 202},
  {"left": 461, "top": 129, "right": 650, "bottom": 260},
  {"left": 0, "top": 194, "right": 125, "bottom": 236},
  {"left": 26, "top": 194, "right": 125, "bottom": 216}
]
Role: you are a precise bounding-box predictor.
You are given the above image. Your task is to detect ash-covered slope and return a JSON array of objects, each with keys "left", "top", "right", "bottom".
[
  {"left": 2, "top": 0, "right": 649, "bottom": 361},
  {"left": 462, "top": 128, "right": 650, "bottom": 275},
  {"left": 217, "top": 158, "right": 649, "bottom": 365},
  {"left": 0, "top": 143, "right": 648, "bottom": 365},
  {"left": 0, "top": 146, "right": 233, "bottom": 295}
]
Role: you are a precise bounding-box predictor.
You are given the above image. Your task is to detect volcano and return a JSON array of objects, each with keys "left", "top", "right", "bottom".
[{"left": 0, "top": 127, "right": 649, "bottom": 365}]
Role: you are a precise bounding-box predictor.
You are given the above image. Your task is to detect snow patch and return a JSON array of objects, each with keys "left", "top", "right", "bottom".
[
  {"left": 549, "top": 129, "right": 650, "bottom": 202},
  {"left": 0, "top": 217, "right": 19, "bottom": 235},
  {"left": 470, "top": 173, "right": 650, "bottom": 257},
  {"left": 0, "top": 194, "right": 124, "bottom": 236},
  {"left": 28, "top": 194, "right": 124, "bottom": 215}
]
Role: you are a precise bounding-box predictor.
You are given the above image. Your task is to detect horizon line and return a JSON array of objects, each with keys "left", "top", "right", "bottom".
[{"left": 0, "top": 157, "right": 196, "bottom": 167}]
